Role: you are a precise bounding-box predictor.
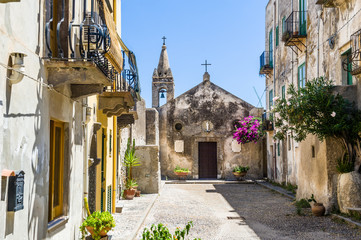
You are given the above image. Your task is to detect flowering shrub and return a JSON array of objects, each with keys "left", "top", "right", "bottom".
[
  {"left": 233, "top": 116, "right": 264, "bottom": 144},
  {"left": 272, "top": 77, "right": 361, "bottom": 173}
]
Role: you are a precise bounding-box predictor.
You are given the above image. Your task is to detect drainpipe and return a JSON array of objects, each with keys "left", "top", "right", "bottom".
[{"left": 317, "top": 9, "right": 323, "bottom": 78}]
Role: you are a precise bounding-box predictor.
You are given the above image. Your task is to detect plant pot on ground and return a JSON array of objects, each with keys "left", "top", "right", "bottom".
[
  {"left": 80, "top": 210, "right": 115, "bottom": 240},
  {"left": 124, "top": 178, "right": 138, "bottom": 200},
  {"left": 174, "top": 166, "right": 190, "bottom": 177},
  {"left": 308, "top": 194, "right": 325, "bottom": 216},
  {"left": 232, "top": 166, "right": 250, "bottom": 179},
  {"left": 135, "top": 190, "right": 141, "bottom": 197}
]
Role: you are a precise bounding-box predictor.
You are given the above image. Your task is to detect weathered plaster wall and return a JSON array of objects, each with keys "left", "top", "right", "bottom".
[
  {"left": 264, "top": 0, "right": 361, "bottom": 210},
  {"left": 133, "top": 146, "right": 161, "bottom": 194},
  {"left": 159, "top": 79, "right": 264, "bottom": 180}
]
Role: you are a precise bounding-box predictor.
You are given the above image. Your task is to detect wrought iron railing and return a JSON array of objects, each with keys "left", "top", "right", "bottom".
[
  {"left": 45, "top": 0, "right": 113, "bottom": 81},
  {"left": 282, "top": 11, "right": 307, "bottom": 42},
  {"left": 260, "top": 51, "right": 273, "bottom": 72},
  {"left": 343, "top": 29, "right": 361, "bottom": 76}
]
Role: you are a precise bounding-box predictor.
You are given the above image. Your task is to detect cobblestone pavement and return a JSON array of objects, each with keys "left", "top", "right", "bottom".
[{"left": 136, "top": 184, "right": 361, "bottom": 240}]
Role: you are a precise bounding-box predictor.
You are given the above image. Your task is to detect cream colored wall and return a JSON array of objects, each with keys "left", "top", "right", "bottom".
[{"left": 264, "top": 0, "right": 361, "bottom": 209}]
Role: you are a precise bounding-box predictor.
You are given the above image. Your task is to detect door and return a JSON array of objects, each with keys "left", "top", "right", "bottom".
[
  {"left": 198, "top": 142, "right": 217, "bottom": 179},
  {"left": 101, "top": 128, "right": 107, "bottom": 212},
  {"left": 299, "top": 0, "right": 307, "bottom": 35}
]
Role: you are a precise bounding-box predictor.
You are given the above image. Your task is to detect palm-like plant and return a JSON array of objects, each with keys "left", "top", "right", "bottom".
[{"left": 124, "top": 139, "right": 141, "bottom": 179}]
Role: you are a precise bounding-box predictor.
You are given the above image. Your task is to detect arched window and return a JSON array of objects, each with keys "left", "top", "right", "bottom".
[{"left": 159, "top": 89, "right": 167, "bottom": 106}]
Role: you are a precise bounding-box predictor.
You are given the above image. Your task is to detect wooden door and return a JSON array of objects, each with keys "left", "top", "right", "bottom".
[{"left": 198, "top": 142, "right": 217, "bottom": 179}]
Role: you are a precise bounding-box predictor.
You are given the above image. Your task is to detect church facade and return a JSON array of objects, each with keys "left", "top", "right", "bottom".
[{"left": 152, "top": 43, "right": 265, "bottom": 180}]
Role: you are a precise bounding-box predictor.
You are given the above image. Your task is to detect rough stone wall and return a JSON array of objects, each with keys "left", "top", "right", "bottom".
[
  {"left": 159, "top": 79, "right": 264, "bottom": 180},
  {"left": 133, "top": 146, "right": 161, "bottom": 194},
  {"left": 264, "top": 0, "right": 361, "bottom": 209}
]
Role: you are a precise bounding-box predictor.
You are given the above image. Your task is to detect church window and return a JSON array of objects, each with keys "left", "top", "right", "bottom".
[
  {"left": 232, "top": 120, "right": 241, "bottom": 130},
  {"left": 175, "top": 123, "right": 183, "bottom": 131}
]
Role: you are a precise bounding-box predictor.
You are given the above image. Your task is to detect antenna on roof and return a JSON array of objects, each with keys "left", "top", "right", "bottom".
[{"left": 253, "top": 87, "right": 265, "bottom": 108}]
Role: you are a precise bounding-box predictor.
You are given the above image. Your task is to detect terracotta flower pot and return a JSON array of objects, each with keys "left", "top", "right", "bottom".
[
  {"left": 86, "top": 226, "right": 111, "bottom": 238},
  {"left": 124, "top": 189, "right": 136, "bottom": 200},
  {"left": 174, "top": 171, "right": 189, "bottom": 176},
  {"left": 135, "top": 190, "right": 141, "bottom": 197},
  {"left": 311, "top": 203, "right": 325, "bottom": 216},
  {"left": 233, "top": 171, "right": 247, "bottom": 178}
]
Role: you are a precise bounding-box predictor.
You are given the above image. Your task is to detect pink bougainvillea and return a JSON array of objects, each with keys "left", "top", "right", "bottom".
[{"left": 233, "top": 116, "right": 265, "bottom": 144}]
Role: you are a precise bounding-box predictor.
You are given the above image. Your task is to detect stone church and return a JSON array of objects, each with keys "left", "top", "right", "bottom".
[{"left": 152, "top": 42, "right": 265, "bottom": 180}]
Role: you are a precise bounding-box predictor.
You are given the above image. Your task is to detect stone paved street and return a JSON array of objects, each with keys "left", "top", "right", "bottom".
[{"left": 135, "top": 184, "right": 361, "bottom": 240}]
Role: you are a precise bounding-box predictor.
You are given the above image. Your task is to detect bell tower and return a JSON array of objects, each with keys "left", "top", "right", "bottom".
[{"left": 152, "top": 37, "right": 174, "bottom": 108}]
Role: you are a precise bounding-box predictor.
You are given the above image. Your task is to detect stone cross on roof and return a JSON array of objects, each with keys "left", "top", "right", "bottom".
[
  {"left": 201, "top": 60, "right": 211, "bottom": 72},
  {"left": 162, "top": 36, "right": 166, "bottom": 45}
]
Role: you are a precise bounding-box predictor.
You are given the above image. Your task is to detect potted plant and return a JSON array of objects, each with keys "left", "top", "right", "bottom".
[
  {"left": 232, "top": 166, "right": 250, "bottom": 178},
  {"left": 80, "top": 198, "right": 115, "bottom": 240},
  {"left": 124, "top": 139, "right": 141, "bottom": 180},
  {"left": 124, "top": 178, "right": 138, "bottom": 200},
  {"left": 174, "top": 166, "right": 190, "bottom": 176},
  {"left": 308, "top": 194, "right": 325, "bottom": 217}
]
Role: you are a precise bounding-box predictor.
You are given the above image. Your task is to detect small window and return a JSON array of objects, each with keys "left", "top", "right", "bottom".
[
  {"left": 277, "top": 142, "right": 280, "bottom": 156},
  {"left": 298, "top": 63, "right": 306, "bottom": 89},
  {"left": 312, "top": 146, "right": 315, "bottom": 158},
  {"left": 342, "top": 49, "right": 352, "bottom": 85},
  {"left": 232, "top": 120, "right": 241, "bottom": 130},
  {"left": 175, "top": 123, "right": 183, "bottom": 131},
  {"left": 282, "top": 16, "right": 286, "bottom": 33},
  {"left": 276, "top": 26, "right": 279, "bottom": 46},
  {"left": 282, "top": 85, "right": 285, "bottom": 99}
]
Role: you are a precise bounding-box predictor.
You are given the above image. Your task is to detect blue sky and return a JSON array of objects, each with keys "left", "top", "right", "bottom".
[{"left": 121, "top": 0, "right": 268, "bottom": 108}]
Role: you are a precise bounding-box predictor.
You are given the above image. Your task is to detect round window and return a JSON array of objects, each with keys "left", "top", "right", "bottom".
[
  {"left": 232, "top": 120, "right": 241, "bottom": 130},
  {"left": 175, "top": 123, "right": 183, "bottom": 131}
]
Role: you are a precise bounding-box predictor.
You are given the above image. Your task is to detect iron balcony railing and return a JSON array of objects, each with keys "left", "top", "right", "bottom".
[
  {"left": 342, "top": 29, "right": 361, "bottom": 76},
  {"left": 260, "top": 51, "right": 273, "bottom": 75},
  {"left": 282, "top": 11, "right": 307, "bottom": 42}
]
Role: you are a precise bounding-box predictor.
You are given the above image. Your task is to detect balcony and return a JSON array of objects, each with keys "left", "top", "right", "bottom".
[
  {"left": 316, "top": 0, "right": 344, "bottom": 7},
  {"left": 117, "top": 111, "right": 138, "bottom": 128},
  {"left": 259, "top": 51, "right": 273, "bottom": 75},
  {"left": 342, "top": 29, "right": 361, "bottom": 76},
  {"left": 282, "top": 11, "right": 307, "bottom": 53},
  {"left": 44, "top": 0, "right": 124, "bottom": 99}
]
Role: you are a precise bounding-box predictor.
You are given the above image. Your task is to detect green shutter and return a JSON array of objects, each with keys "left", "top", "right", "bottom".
[
  {"left": 282, "top": 86, "right": 285, "bottom": 99},
  {"left": 282, "top": 17, "right": 286, "bottom": 33},
  {"left": 276, "top": 26, "right": 279, "bottom": 46},
  {"left": 269, "top": 90, "right": 273, "bottom": 110},
  {"left": 299, "top": 0, "right": 307, "bottom": 35},
  {"left": 277, "top": 143, "right": 280, "bottom": 156},
  {"left": 298, "top": 63, "right": 306, "bottom": 89},
  {"left": 107, "top": 185, "right": 112, "bottom": 213},
  {"left": 269, "top": 30, "right": 273, "bottom": 67}
]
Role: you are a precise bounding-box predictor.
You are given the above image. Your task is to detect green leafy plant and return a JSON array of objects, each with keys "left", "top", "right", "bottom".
[
  {"left": 142, "top": 221, "right": 201, "bottom": 240},
  {"left": 336, "top": 154, "right": 354, "bottom": 173},
  {"left": 232, "top": 166, "right": 250, "bottom": 173},
  {"left": 125, "top": 178, "right": 138, "bottom": 190},
  {"left": 174, "top": 166, "right": 190, "bottom": 173},
  {"left": 272, "top": 77, "right": 361, "bottom": 173},
  {"left": 295, "top": 198, "right": 311, "bottom": 209},
  {"left": 124, "top": 139, "right": 141, "bottom": 180},
  {"left": 308, "top": 194, "right": 317, "bottom": 204},
  {"left": 80, "top": 211, "right": 115, "bottom": 240}
]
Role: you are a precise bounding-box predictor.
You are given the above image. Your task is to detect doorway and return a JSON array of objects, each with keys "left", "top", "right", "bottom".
[{"left": 198, "top": 142, "right": 217, "bottom": 179}]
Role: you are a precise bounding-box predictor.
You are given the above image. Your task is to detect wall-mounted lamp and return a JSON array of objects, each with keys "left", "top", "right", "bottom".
[{"left": 8, "top": 52, "right": 27, "bottom": 84}]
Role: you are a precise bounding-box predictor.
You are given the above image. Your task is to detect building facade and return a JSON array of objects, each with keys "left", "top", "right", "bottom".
[
  {"left": 153, "top": 43, "right": 265, "bottom": 180},
  {"left": 0, "top": 0, "right": 141, "bottom": 239},
  {"left": 261, "top": 0, "right": 361, "bottom": 210}
]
